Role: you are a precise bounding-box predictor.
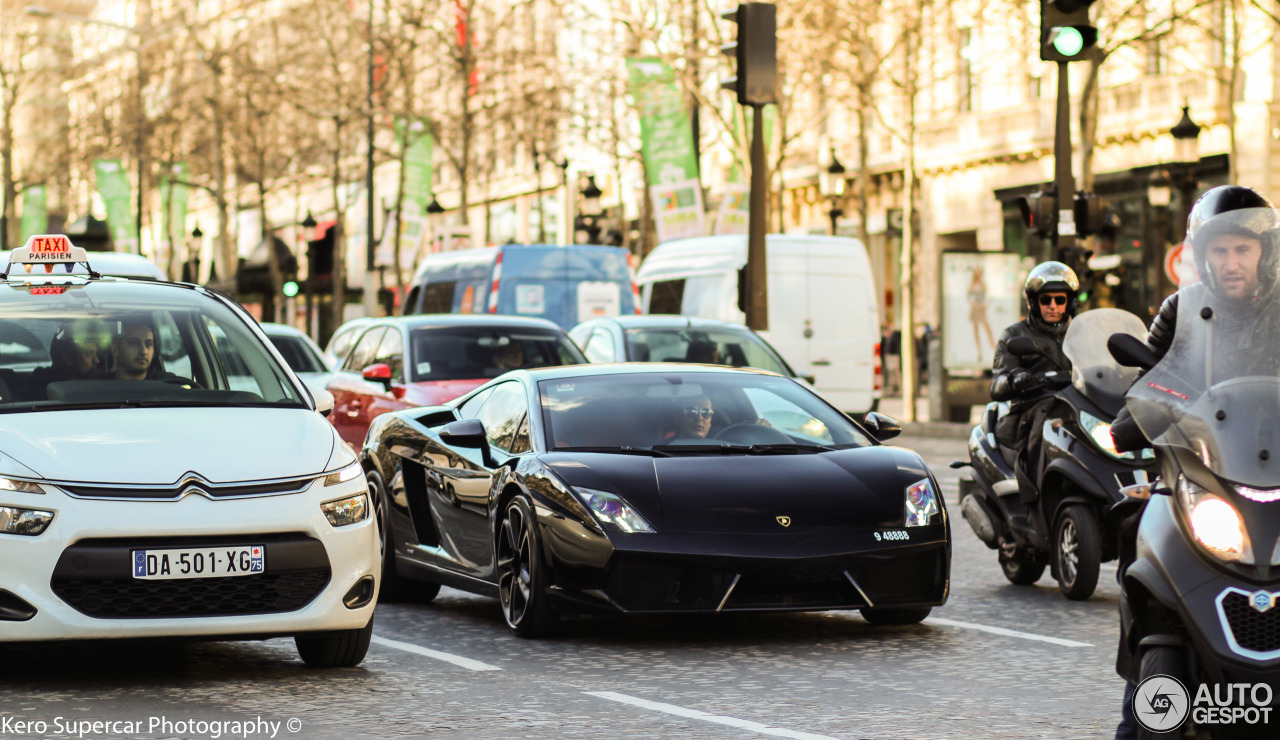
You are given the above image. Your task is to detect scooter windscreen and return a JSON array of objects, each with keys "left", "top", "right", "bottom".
[
  {"left": 1063, "top": 308, "right": 1147, "bottom": 409},
  {"left": 1126, "top": 206, "right": 1280, "bottom": 488}
]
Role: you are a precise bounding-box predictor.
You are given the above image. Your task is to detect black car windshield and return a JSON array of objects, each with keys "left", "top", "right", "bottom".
[
  {"left": 0, "top": 280, "right": 307, "bottom": 412},
  {"left": 411, "top": 327, "right": 586, "bottom": 382},
  {"left": 538, "top": 372, "right": 871, "bottom": 451},
  {"left": 624, "top": 326, "right": 793, "bottom": 375}
]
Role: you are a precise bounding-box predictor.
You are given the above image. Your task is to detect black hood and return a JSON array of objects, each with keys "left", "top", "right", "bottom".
[{"left": 541, "top": 447, "right": 930, "bottom": 535}]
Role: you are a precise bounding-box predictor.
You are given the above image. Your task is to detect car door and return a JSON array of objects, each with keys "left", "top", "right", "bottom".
[
  {"left": 430, "top": 381, "right": 527, "bottom": 578},
  {"left": 327, "top": 325, "right": 386, "bottom": 445}
]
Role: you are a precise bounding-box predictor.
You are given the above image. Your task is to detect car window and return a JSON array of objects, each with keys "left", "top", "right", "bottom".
[
  {"left": 343, "top": 327, "right": 386, "bottom": 373},
  {"left": 583, "top": 328, "right": 616, "bottom": 363},
  {"left": 509, "top": 414, "right": 531, "bottom": 454},
  {"left": 409, "top": 327, "right": 586, "bottom": 382},
  {"left": 373, "top": 328, "right": 405, "bottom": 382},
  {"left": 326, "top": 324, "right": 364, "bottom": 366},
  {"left": 0, "top": 282, "right": 306, "bottom": 410},
  {"left": 475, "top": 381, "right": 527, "bottom": 453},
  {"left": 269, "top": 335, "right": 327, "bottom": 374},
  {"left": 624, "top": 327, "right": 792, "bottom": 375},
  {"left": 456, "top": 386, "right": 493, "bottom": 420}
]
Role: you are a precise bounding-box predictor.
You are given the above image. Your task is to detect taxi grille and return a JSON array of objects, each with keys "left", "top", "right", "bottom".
[
  {"left": 51, "top": 571, "right": 330, "bottom": 618},
  {"left": 1222, "top": 592, "right": 1280, "bottom": 653}
]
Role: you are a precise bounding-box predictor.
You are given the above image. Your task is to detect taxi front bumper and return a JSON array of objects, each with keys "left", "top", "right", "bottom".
[{"left": 0, "top": 479, "right": 378, "bottom": 642}]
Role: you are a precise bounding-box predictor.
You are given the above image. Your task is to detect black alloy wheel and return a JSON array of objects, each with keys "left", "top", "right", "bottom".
[
  {"left": 998, "top": 551, "right": 1046, "bottom": 585},
  {"left": 496, "top": 497, "right": 559, "bottom": 637},
  {"left": 368, "top": 468, "right": 439, "bottom": 603},
  {"left": 1054, "top": 505, "right": 1101, "bottom": 600}
]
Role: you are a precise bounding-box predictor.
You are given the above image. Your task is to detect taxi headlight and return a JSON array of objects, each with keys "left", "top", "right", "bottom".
[
  {"left": 321, "top": 493, "right": 368, "bottom": 527},
  {"left": 323, "top": 460, "right": 364, "bottom": 487},
  {"left": 573, "top": 487, "right": 654, "bottom": 533},
  {"left": 1179, "top": 475, "right": 1253, "bottom": 563},
  {"left": 0, "top": 476, "right": 45, "bottom": 495},
  {"left": 0, "top": 506, "right": 54, "bottom": 535},
  {"left": 905, "top": 478, "right": 940, "bottom": 527}
]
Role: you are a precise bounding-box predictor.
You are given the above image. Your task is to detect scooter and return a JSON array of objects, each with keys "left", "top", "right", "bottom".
[
  {"left": 954, "top": 308, "right": 1156, "bottom": 600},
  {"left": 1110, "top": 285, "right": 1280, "bottom": 738}
]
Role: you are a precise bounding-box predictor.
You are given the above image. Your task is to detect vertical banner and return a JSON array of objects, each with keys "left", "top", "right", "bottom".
[
  {"left": 94, "top": 159, "right": 139, "bottom": 252},
  {"left": 159, "top": 163, "right": 190, "bottom": 261},
  {"left": 396, "top": 119, "right": 434, "bottom": 212},
  {"left": 714, "top": 184, "right": 750, "bottom": 235},
  {"left": 19, "top": 184, "right": 47, "bottom": 240},
  {"left": 626, "top": 58, "right": 704, "bottom": 243}
]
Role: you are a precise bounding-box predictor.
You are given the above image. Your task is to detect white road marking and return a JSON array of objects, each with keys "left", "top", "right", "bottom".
[
  {"left": 586, "top": 691, "right": 843, "bottom": 740},
  {"left": 926, "top": 617, "right": 1093, "bottom": 647},
  {"left": 370, "top": 634, "right": 502, "bottom": 671}
]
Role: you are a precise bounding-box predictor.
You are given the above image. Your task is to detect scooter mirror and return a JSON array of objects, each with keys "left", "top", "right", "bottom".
[
  {"left": 1107, "top": 333, "right": 1156, "bottom": 370},
  {"left": 1007, "top": 336, "right": 1038, "bottom": 356}
]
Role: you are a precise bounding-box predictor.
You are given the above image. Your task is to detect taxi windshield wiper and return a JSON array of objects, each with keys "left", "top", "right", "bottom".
[
  {"left": 0, "top": 400, "right": 147, "bottom": 413},
  {"left": 554, "top": 446, "right": 672, "bottom": 457}
]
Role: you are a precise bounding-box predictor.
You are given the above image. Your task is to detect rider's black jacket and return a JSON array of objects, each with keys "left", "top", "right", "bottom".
[{"left": 989, "top": 319, "right": 1070, "bottom": 404}]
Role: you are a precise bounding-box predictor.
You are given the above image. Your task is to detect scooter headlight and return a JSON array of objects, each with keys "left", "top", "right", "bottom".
[
  {"left": 1178, "top": 475, "right": 1253, "bottom": 564},
  {"left": 905, "top": 478, "right": 940, "bottom": 527},
  {"left": 1078, "top": 410, "right": 1153, "bottom": 461}
]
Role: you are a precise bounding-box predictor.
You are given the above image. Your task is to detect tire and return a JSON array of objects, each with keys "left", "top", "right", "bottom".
[
  {"left": 999, "top": 552, "right": 1046, "bottom": 585},
  {"left": 295, "top": 618, "right": 373, "bottom": 668},
  {"left": 859, "top": 607, "right": 932, "bottom": 625},
  {"left": 1136, "top": 646, "right": 1190, "bottom": 740},
  {"left": 496, "top": 496, "right": 559, "bottom": 637},
  {"left": 1055, "top": 504, "right": 1101, "bottom": 601},
  {"left": 369, "top": 469, "right": 440, "bottom": 604}
]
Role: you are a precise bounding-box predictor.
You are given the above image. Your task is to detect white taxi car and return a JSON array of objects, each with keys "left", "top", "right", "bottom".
[{"left": 0, "top": 235, "right": 378, "bottom": 667}]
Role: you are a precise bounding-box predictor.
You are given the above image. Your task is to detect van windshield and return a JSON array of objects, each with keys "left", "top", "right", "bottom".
[
  {"left": 624, "top": 327, "right": 793, "bottom": 376},
  {"left": 410, "top": 327, "right": 585, "bottom": 382}
]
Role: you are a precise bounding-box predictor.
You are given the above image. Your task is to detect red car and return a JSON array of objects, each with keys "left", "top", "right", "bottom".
[{"left": 324, "top": 315, "right": 587, "bottom": 446}]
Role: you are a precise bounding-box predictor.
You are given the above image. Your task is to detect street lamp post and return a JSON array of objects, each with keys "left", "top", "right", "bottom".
[
  {"left": 1169, "top": 104, "right": 1202, "bottom": 241},
  {"left": 425, "top": 196, "right": 444, "bottom": 253},
  {"left": 575, "top": 175, "right": 604, "bottom": 244},
  {"left": 556, "top": 158, "right": 570, "bottom": 245},
  {"left": 301, "top": 211, "right": 317, "bottom": 338},
  {"left": 362, "top": 0, "right": 378, "bottom": 317},
  {"left": 822, "top": 147, "right": 846, "bottom": 236}
]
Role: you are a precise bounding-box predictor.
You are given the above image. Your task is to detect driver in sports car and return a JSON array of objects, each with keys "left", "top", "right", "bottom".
[{"left": 662, "top": 395, "right": 715, "bottom": 441}]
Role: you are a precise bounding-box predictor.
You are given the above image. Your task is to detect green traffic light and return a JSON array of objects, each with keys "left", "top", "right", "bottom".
[
  {"left": 283, "top": 280, "right": 299, "bottom": 298},
  {"left": 1052, "top": 27, "right": 1085, "bottom": 57}
]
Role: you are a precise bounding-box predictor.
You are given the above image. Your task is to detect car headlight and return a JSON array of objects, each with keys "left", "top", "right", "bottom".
[
  {"left": 905, "top": 478, "right": 940, "bottom": 527},
  {"left": 1178, "top": 474, "right": 1253, "bottom": 564},
  {"left": 321, "top": 493, "right": 369, "bottom": 527},
  {"left": 323, "top": 460, "right": 364, "bottom": 487},
  {"left": 573, "top": 487, "right": 654, "bottom": 533},
  {"left": 0, "top": 505, "right": 54, "bottom": 535},
  {"left": 0, "top": 476, "right": 45, "bottom": 494}
]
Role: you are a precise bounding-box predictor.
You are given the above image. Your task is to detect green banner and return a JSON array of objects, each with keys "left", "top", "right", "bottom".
[
  {"left": 396, "top": 119, "right": 434, "bottom": 211},
  {"left": 94, "top": 158, "right": 139, "bottom": 251},
  {"left": 159, "top": 162, "right": 190, "bottom": 251},
  {"left": 20, "top": 184, "right": 47, "bottom": 240},
  {"left": 626, "top": 58, "right": 704, "bottom": 242}
]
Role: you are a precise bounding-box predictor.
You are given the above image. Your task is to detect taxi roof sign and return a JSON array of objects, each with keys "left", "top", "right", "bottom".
[{"left": 1, "top": 234, "right": 99, "bottom": 280}]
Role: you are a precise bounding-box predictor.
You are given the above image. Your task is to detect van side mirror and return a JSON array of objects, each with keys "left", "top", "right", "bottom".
[{"left": 1108, "top": 333, "right": 1157, "bottom": 371}]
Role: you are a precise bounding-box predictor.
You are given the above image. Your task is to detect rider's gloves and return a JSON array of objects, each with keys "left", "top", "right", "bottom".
[{"left": 1010, "top": 369, "right": 1033, "bottom": 392}]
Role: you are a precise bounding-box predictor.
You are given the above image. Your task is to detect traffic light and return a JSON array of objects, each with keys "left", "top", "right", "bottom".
[
  {"left": 1073, "top": 192, "right": 1108, "bottom": 237},
  {"left": 282, "top": 280, "right": 300, "bottom": 298},
  {"left": 307, "top": 225, "right": 335, "bottom": 277},
  {"left": 1041, "top": 0, "right": 1098, "bottom": 62},
  {"left": 720, "top": 3, "right": 777, "bottom": 106},
  {"left": 1016, "top": 188, "right": 1058, "bottom": 240}
]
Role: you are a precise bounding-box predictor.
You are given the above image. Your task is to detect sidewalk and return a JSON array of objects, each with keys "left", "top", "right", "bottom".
[{"left": 875, "top": 395, "right": 971, "bottom": 439}]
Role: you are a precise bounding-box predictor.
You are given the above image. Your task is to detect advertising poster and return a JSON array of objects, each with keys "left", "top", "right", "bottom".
[
  {"left": 19, "top": 184, "right": 47, "bottom": 241},
  {"left": 94, "top": 158, "right": 139, "bottom": 252},
  {"left": 714, "top": 184, "right": 750, "bottom": 235},
  {"left": 626, "top": 57, "right": 704, "bottom": 243},
  {"left": 395, "top": 119, "right": 434, "bottom": 211},
  {"left": 941, "top": 252, "right": 1026, "bottom": 372}
]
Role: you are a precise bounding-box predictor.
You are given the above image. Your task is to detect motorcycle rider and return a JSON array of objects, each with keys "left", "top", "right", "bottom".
[
  {"left": 989, "top": 261, "right": 1079, "bottom": 505},
  {"left": 1111, "top": 184, "right": 1280, "bottom": 740}
]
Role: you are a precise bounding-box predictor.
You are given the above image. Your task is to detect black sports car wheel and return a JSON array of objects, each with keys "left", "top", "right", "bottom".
[
  {"left": 998, "top": 552, "right": 1045, "bottom": 585},
  {"left": 1054, "top": 505, "right": 1100, "bottom": 601},
  {"left": 369, "top": 469, "right": 439, "bottom": 603},
  {"left": 859, "top": 607, "right": 932, "bottom": 625},
  {"left": 497, "top": 497, "right": 559, "bottom": 637},
  {"left": 295, "top": 617, "right": 373, "bottom": 668}
]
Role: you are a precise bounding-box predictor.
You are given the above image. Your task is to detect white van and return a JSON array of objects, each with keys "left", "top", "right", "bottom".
[{"left": 635, "top": 234, "right": 880, "bottom": 414}]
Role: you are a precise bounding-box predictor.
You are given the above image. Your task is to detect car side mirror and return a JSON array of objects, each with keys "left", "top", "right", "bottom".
[
  {"left": 1108, "top": 333, "right": 1157, "bottom": 371},
  {"left": 801, "top": 374, "right": 816, "bottom": 386},
  {"left": 1006, "top": 336, "right": 1038, "bottom": 356},
  {"left": 362, "top": 363, "right": 394, "bottom": 391},
  {"left": 441, "top": 419, "right": 493, "bottom": 466},
  {"left": 307, "top": 384, "right": 334, "bottom": 417},
  {"left": 862, "top": 411, "right": 902, "bottom": 441}
]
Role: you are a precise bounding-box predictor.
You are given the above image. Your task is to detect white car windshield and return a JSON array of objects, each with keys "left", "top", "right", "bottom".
[
  {"left": 0, "top": 280, "right": 307, "bottom": 411},
  {"left": 623, "top": 326, "right": 793, "bottom": 375},
  {"left": 538, "top": 372, "right": 871, "bottom": 451}
]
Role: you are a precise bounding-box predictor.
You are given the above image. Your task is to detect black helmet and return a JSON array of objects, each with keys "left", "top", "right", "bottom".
[
  {"left": 1186, "top": 185, "right": 1278, "bottom": 296},
  {"left": 1024, "top": 261, "right": 1079, "bottom": 331}
]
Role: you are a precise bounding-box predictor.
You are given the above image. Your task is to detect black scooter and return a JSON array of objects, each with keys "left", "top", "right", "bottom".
[{"left": 954, "top": 308, "right": 1156, "bottom": 600}]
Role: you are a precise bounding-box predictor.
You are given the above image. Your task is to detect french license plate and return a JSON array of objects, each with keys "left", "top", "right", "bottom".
[{"left": 131, "top": 545, "right": 265, "bottom": 580}]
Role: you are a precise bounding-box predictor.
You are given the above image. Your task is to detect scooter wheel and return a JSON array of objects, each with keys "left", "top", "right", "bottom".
[
  {"left": 998, "top": 552, "right": 1045, "bottom": 585},
  {"left": 1136, "top": 647, "right": 1190, "bottom": 740},
  {"left": 1055, "top": 505, "right": 1101, "bottom": 601}
]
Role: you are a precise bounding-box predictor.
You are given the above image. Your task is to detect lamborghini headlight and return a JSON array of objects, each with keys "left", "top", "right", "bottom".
[
  {"left": 1178, "top": 474, "right": 1253, "bottom": 564},
  {"left": 574, "top": 487, "right": 654, "bottom": 533},
  {"left": 905, "top": 478, "right": 940, "bottom": 527},
  {"left": 0, "top": 476, "right": 45, "bottom": 494}
]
